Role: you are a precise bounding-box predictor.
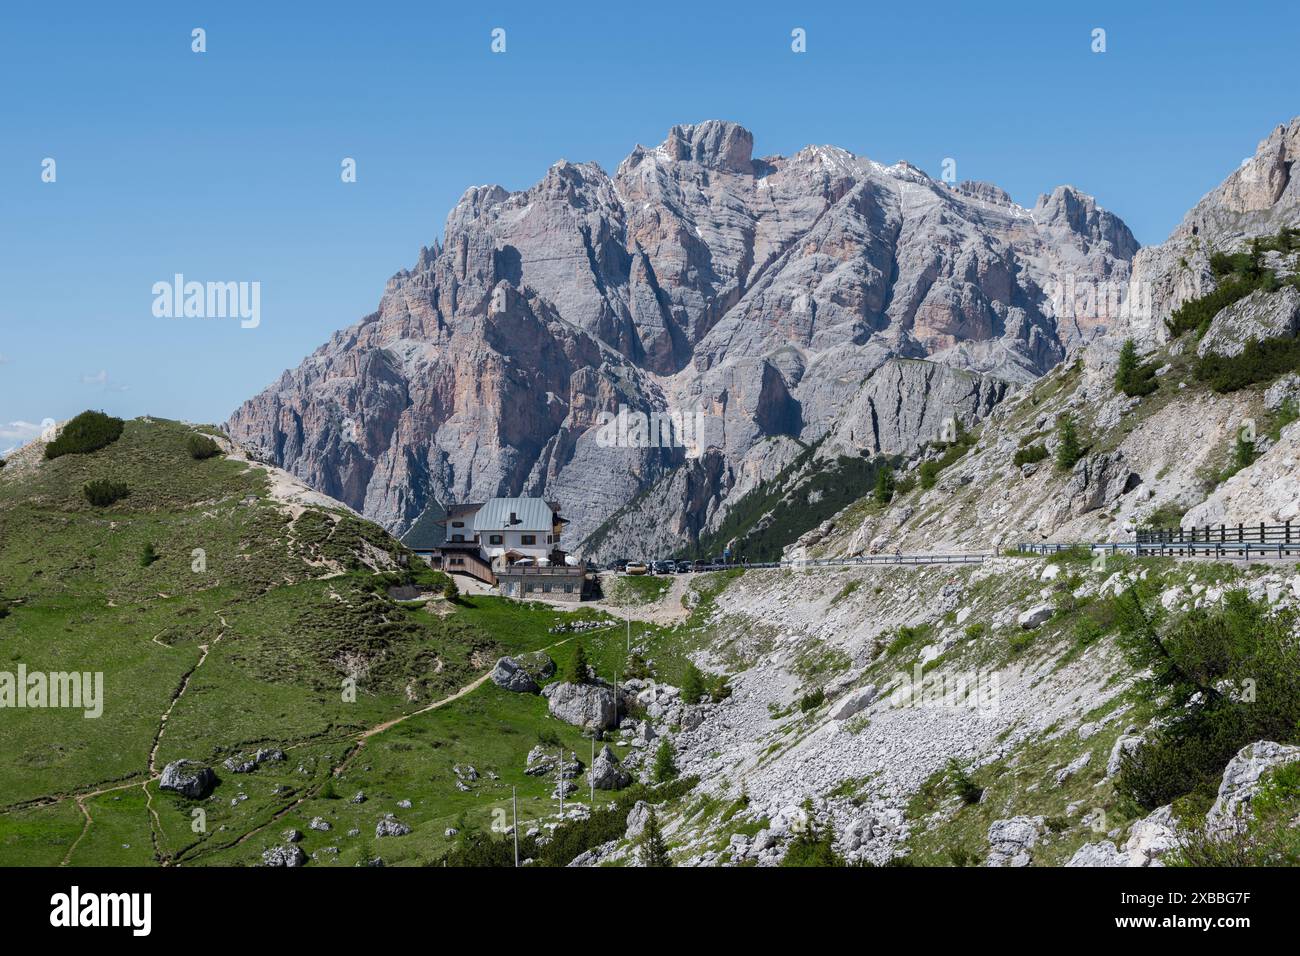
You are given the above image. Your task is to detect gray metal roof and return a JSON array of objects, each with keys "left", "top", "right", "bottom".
[{"left": 472, "top": 497, "right": 557, "bottom": 533}]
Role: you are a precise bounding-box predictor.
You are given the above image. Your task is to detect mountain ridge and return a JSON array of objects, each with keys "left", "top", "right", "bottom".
[{"left": 226, "top": 119, "right": 1140, "bottom": 553}]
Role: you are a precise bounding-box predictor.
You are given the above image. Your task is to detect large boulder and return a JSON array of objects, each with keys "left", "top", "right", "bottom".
[
  {"left": 1066, "top": 804, "right": 1180, "bottom": 868},
  {"left": 1107, "top": 729, "right": 1143, "bottom": 777},
  {"left": 262, "top": 844, "right": 307, "bottom": 867},
  {"left": 542, "top": 680, "right": 620, "bottom": 731},
  {"left": 1066, "top": 841, "right": 1126, "bottom": 867},
  {"left": 625, "top": 801, "right": 651, "bottom": 840},
  {"left": 1123, "top": 804, "right": 1179, "bottom": 866},
  {"left": 1205, "top": 740, "right": 1300, "bottom": 836},
  {"left": 588, "top": 745, "right": 631, "bottom": 790},
  {"left": 985, "top": 816, "right": 1045, "bottom": 867},
  {"left": 159, "top": 760, "right": 217, "bottom": 799},
  {"left": 490, "top": 652, "right": 556, "bottom": 694},
  {"left": 830, "top": 684, "right": 877, "bottom": 721},
  {"left": 524, "top": 745, "right": 581, "bottom": 778},
  {"left": 1197, "top": 286, "right": 1300, "bottom": 359},
  {"left": 1017, "top": 604, "right": 1054, "bottom": 630},
  {"left": 375, "top": 814, "right": 412, "bottom": 838}
]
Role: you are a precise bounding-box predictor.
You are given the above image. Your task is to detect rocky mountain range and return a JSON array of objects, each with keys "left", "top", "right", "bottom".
[{"left": 227, "top": 120, "right": 1138, "bottom": 552}]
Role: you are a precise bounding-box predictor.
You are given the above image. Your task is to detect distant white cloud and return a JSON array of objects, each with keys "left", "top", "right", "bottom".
[
  {"left": 81, "top": 369, "right": 129, "bottom": 392},
  {"left": 1, "top": 418, "right": 56, "bottom": 451}
]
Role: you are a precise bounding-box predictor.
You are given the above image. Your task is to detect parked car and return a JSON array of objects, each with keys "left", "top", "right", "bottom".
[
  {"left": 675, "top": 560, "right": 693, "bottom": 573},
  {"left": 624, "top": 561, "right": 649, "bottom": 575},
  {"left": 608, "top": 559, "right": 629, "bottom": 572},
  {"left": 692, "top": 559, "right": 713, "bottom": 572},
  {"left": 651, "top": 560, "right": 674, "bottom": 575}
]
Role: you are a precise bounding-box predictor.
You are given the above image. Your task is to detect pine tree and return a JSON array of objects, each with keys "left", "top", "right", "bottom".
[
  {"left": 442, "top": 575, "right": 460, "bottom": 603},
  {"left": 1056, "top": 414, "right": 1082, "bottom": 470},
  {"left": 566, "top": 643, "right": 590, "bottom": 684},
  {"left": 640, "top": 809, "right": 672, "bottom": 867},
  {"left": 873, "top": 464, "right": 896, "bottom": 505},
  {"left": 653, "top": 737, "right": 677, "bottom": 782},
  {"left": 680, "top": 661, "right": 707, "bottom": 704},
  {"left": 1115, "top": 338, "right": 1157, "bottom": 397}
]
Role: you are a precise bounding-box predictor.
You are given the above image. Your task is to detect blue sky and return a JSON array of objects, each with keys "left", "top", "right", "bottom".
[{"left": 1, "top": 1, "right": 1297, "bottom": 446}]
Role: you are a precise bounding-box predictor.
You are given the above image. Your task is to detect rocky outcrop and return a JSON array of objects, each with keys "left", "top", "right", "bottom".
[
  {"left": 262, "top": 844, "right": 307, "bottom": 867},
  {"left": 228, "top": 121, "right": 1136, "bottom": 554},
  {"left": 159, "top": 760, "right": 217, "bottom": 799},
  {"left": 1197, "top": 286, "right": 1300, "bottom": 358},
  {"left": 588, "top": 745, "right": 631, "bottom": 790},
  {"left": 490, "top": 652, "right": 556, "bottom": 694},
  {"left": 1125, "top": 117, "right": 1300, "bottom": 347},
  {"left": 375, "top": 814, "right": 411, "bottom": 837},
  {"left": 1205, "top": 740, "right": 1300, "bottom": 836},
  {"left": 819, "top": 360, "right": 1012, "bottom": 458},
  {"left": 542, "top": 680, "right": 621, "bottom": 731},
  {"left": 985, "top": 815, "right": 1046, "bottom": 867}
]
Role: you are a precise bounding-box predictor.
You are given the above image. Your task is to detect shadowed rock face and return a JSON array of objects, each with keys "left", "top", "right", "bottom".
[{"left": 227, "top": 121, "right": 1137, "bottom": 548}]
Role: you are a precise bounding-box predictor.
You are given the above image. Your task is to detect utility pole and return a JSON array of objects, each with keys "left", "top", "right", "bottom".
[
  {"left": 558, "top": 747, "right": 564, "bottom": 817},
  {"left": 590, "top": 736, "right": 595, "bottom": 805},
  {"left": 512, "top": 786, "right": 519, "bottom": 868}
]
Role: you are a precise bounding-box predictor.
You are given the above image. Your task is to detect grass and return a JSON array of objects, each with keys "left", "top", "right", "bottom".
[{"left": 2, "top": 417, "right": 711, "bottom": 866}]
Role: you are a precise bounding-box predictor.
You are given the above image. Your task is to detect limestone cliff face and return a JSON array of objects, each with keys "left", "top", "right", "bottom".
[
  {"left": 1124, "top": 117, "right": 1300, "bottom": 348},
  {"left": 228, "top": 121, "right": 1136, "bottom": 549}
]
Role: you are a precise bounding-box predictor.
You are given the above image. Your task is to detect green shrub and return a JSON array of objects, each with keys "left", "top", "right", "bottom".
[
  {"left": 1114, "top": 588, "right": 1300, "bottom": 811},
  {"left": 186, "top": 433, "right": 222, "bottom": 460},
  {"left": 653, "top": 738, "right": 678, "bottom": 783},
  {"left": 1115, "top": 338, "right": 1158, "bottom": 397},
  {"left": 918, "top": 460, "right": 940, "bottom": 489},
  {"left": 798, "top": 688, "right": 825, "bottom": 712},
  {"left": 1195, "top": 334, "right": 1300, "bottom": 393},
  {"left": 1012, "top": 444, "right": 1048, "bottom": 467},
  {"left": 624, "top": 652, "right": 653, "bottom": 680},
  {"left": 82, "top": 479, "right": 129, "bottom": 507},
  {"left": 681, "top": 662, "right": 707, "bottom": 704},
  {"left": 947, "top": 759, "right": 984, "bottom": 805},
  {"left": 442, "top": 576, "right": 460, "bottom": 603},
  {"left": 140, "top": 543, "right": 159, "bottom": 567},
  {"left": 873, "top": 465, "right": 896, "bottom": 504},
  {"left": 781, "top": 806, "right": 846, "bottom": 867},
  {"left": 44, "top": 410, "right": 125, "bottom": 460}
]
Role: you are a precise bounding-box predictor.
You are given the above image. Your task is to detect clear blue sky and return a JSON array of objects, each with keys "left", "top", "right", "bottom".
[{"left": 1, "top": 1, "right": 1296, "bottom": 448}]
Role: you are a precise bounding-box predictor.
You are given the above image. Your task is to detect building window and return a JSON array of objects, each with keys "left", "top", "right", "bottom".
[
  {"left": 451, "top": 521, "right": 465, "bottom": 528},
  {"left": 489, "top": 534, "right": 503, "bottom": 545},
  {"left": 451, "top": 534, "right": 464, "bottom": 542},
  {"left": 543, "top": 583, "right": 553, "bottom": 593},
  {"left": 563, "top": 584, "right": 574, "bottom": 593},
  {"left": 521, "top": 535, "right": 536, "bottom": 545}
]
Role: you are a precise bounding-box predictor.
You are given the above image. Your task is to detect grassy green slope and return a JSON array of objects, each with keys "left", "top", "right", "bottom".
[{"left": 0, "top": 417, "right": 712, "bottom": 866}]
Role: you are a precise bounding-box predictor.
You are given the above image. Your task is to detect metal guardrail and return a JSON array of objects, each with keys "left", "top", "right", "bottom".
[
  {"left": 614, "top": 552, "right": 992, "bottom": 574},
  {"left": 1137, "top": 521, "right": 1298, "bottom": 547},
  {"left": 1011, "top": 539, "right": 1300, "bottom": 561}
]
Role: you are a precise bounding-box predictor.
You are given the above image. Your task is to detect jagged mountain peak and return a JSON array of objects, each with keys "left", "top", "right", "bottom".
[{"left": 229, "top": 121, "right": 1143, "bottom": 554}]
